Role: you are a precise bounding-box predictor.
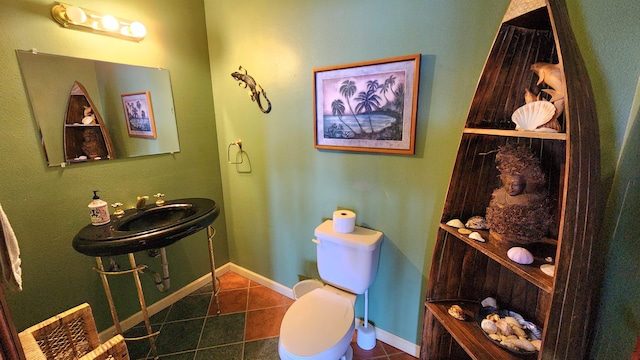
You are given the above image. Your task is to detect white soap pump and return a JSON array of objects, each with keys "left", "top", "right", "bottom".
[{"left": 88, "top": 190, "right": 110, "bottom": 226}]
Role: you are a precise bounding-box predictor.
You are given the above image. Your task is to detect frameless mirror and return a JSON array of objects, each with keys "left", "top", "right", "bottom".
[{"left": 16, "top": 50, "right": 180, "bottom": 166}]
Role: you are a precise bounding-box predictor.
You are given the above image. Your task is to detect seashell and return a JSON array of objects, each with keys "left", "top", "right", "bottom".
[
  {"left": 530, "top": 339, "right": 542, "bottom": 351},
  {"left": 505, "top": 310, "right": 525, "bottom": 325},
  {"left": 457, "top": 228, "right": 472, "bottom": 235},
  {"left": 540, "top": 264, "right": 555, "bottom": 276},
  {"left": 503, "top": 338, "right": 536, "bottom": 352},
  {"left": 447, "top": 305, "right": 465, "bottom": 320},
  {"left": 446, "top": 219, "right": 465, "bottom": 228},
  {"left": 500, "top": 339, "right": 519, "bottom": 350},
  {"left": 481, "top": 297, "right": 497, "bottom": 309},
  {"left": 496, "top": 319, "right": 513, "bottom": 336},
  {"left": 481, "top": 319, "right": 498, "bottom": 334},
  {"left": 503, "top": 316, "right": 522, "bottom": 329},
  {"left": 469, "top": 231, "right": 485, "bottom": 242},
  {"left": 511, "top": 101, "right": 556, "bottom": 131},
  {"left": 465, "top": 215, "right": 488, "bottom": 229},
  {"left": 507, "top": 247, "right": 534, "bottom": 265},
  {"left": 512, "top": 325, "right": 526, "bottom": 337}
]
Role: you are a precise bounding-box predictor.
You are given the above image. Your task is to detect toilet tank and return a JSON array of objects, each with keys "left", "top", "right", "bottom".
[{"left": 314, "top": 220, "right": 383, "bottom": 294}]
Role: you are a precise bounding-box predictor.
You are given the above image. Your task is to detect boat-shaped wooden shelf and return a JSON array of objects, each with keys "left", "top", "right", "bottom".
[
  {"left": 421, "top": 0, "right": 602, "bottom": 359},
  {"left": 64, "top": 81, "right": 116, "bottom": 164}
]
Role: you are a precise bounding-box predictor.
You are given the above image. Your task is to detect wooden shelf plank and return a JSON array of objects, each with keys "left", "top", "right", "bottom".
[
  {"left": 440, "top": 224, "right": 555, "bottom": 293},
  {"left": 463, "top": 128, "right": 567, "bottom": 140},
  {"left": 426, "top": 301, "right": 537, "bottom": 360}
]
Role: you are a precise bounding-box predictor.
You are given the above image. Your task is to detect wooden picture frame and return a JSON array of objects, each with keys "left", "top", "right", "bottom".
[
  {"left": 313, "top": 54, "right": 420, "bottom": 154},
  {"left": 121, "top": 91, "right": 156, "bottom": 138}
]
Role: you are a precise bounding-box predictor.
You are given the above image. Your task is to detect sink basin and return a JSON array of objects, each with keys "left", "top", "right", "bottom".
[
  {"left": 73, "top": 198, "right": 220, "bottom": 256},
  {"left": 116, "top": 204, "right": 196, "bottom": 232}
]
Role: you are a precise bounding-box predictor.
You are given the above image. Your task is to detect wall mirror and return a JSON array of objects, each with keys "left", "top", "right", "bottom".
[{"left": 16, "top": 50, "right": 180, "bottom": 166}]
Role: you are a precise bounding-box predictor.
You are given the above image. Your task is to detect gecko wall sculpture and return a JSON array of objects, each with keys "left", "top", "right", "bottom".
[{"left": 231, "top": 66, "right": 272, "bottom": 114}]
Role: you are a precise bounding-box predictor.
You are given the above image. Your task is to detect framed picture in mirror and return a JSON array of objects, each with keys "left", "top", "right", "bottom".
[{"left": 121, "top": 91, "right": 157, "bottom": 138}]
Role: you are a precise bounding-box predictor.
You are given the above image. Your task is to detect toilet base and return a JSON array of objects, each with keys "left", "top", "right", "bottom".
[{"left": 341, "top": 345, "right": 353, "bottom": 360}]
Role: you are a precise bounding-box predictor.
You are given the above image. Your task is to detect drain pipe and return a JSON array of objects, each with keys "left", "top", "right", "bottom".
[
  {"left": 159, "top": 247, "right": 170, "bottom": 291},
  {"left": 142, "top": 248, "right": 171, "bottom": 292}
]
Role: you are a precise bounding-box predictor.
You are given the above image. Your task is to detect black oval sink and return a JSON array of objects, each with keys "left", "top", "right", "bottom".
[
  {"left": 116, "top": 203, "right": 197, "bottom": 232},
  {"left": 73, "top": 198, "right": 220, "bottom": 256}
]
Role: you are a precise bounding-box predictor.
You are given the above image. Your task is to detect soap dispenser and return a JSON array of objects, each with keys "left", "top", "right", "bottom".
[{"left": 88, "top": 190, "right": 110, "bottom": 226}]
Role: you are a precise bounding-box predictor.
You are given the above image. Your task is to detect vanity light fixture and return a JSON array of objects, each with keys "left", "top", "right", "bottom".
[{"left": 51, "top": 3, "right": 147, "bottom": 41}]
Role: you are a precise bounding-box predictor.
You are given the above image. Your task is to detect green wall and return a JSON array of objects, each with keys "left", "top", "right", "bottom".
[
  {"left": 205, "top": 0, "right": 508, "bottom": 344},
  {"left": 0, "top": 0, "right": 638, "bottom": 356},
  {"left": 205, "top": 0, "right": 640, "bottom": 353},
  {"left": 0, "top": 0, "right": 228, "bottom": 332}
]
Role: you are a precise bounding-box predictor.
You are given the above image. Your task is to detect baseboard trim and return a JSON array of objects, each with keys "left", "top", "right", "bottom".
[
  {"left": 97, "top": 262, "right": 420, "bottom": 357},
  {"left": 227, "top": 263, "right": 295, "bottom": 299}
]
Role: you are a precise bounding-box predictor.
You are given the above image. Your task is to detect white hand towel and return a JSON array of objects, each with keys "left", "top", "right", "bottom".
[{"left": 0, "top": 204, "right": 22, "bottom": 291}]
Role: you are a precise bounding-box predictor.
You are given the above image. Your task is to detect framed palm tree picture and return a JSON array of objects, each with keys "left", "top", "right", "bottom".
[
  {"left": 121, "top": 91, "right": 157, "bottom": 138},
  {"left": 313, "top": 54, "right": 420, "bottom": 154}
]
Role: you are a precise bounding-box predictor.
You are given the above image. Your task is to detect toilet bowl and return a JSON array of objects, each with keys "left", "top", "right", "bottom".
[{"left": 279, "top": 286, "right": 356, "bottom": 360}]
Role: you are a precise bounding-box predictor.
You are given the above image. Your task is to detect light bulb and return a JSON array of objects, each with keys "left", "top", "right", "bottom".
[
  {"left": 101, "top": 15, "right": 119, "bottom": 31},
  {"left": 129, "top": 22, "right": 147, "bottom": 38},
  {"left": 65, "top": 5, "right": 87, "bottom": 24}
]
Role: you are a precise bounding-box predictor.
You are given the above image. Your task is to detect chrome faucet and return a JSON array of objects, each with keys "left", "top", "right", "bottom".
[{"left": 136, "top": 196, "right": 149, "bottom": 209}]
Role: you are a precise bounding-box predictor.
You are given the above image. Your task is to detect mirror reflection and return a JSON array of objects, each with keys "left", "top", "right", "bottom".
[{"left": 17, "top": 50, "right": 180, "bottom": 166}]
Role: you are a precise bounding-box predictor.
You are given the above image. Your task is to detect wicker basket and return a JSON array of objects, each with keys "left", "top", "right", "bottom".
[{"left": 18, "top": 303, "right": 130, "bottom": 360}]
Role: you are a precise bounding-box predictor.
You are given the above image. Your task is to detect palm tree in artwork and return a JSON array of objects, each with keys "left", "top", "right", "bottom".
[
  {"left": 355, "top": 80, "right": 382, "bottom": 133},
  {"left": 339, "top": 80, "right": 365, "bottom": 133},
  {"left": 331, "top": 99, "right": 356, "bottom": 135},
  {"left": 379, "top": 75, "right": 396, "bottom": 107}
]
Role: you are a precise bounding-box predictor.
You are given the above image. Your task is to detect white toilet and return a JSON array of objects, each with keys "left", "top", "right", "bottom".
[{"left": 279, "top": 220, "right": 383, "bottom": 360}]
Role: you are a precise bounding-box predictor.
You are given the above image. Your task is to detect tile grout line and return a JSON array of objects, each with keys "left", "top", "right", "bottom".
[{"left": 242, "top": 283, "right": 250, "bottom": 358}]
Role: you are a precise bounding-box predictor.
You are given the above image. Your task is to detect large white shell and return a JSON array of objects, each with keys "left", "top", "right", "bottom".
[
  {"left": 446, "top": 219, "right": 465, "bottom": 228},
  {"left": 507, "top": 247, "right": 534, "bottom": 265},
  {"left": 511, "top": 101, "right": 556, "bottom": 131}
]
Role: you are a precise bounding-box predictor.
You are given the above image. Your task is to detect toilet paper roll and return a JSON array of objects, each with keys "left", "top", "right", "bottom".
[{"left": 333, "top": 210, "right": 356, "bottom": 233}]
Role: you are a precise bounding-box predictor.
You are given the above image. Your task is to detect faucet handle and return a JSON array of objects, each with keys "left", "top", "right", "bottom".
[{"left": 154, "top": 193, "right": 165, "bottom": 206}]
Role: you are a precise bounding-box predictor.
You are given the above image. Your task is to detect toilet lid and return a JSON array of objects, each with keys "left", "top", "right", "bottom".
[{"left": 280, "top": 288, "right": 354, "bottom": 357}]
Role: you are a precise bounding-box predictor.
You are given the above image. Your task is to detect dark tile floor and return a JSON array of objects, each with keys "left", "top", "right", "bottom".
[{"left": 124, "top": 271, "right": 417, "bottom": 359}]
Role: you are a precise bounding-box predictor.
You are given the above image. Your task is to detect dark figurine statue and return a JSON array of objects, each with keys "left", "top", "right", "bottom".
[{"left": 231, "top": 66, "right": 272, "bottom": 114}]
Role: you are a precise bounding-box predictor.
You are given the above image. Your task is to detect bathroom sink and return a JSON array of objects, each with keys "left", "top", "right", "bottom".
[
  {"left": 73, "top": 198, "right": 220, "bottom": 257},
  {"left": 115, "top": 204, "right": 196, "bottom": 232}
]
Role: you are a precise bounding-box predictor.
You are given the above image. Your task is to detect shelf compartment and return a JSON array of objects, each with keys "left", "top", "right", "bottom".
[
  {"left": 440, "top": 223, "right": 554, "bottom": 293},
  {"left": 424, "top": 301, "right": 537, "bottom": 360}
]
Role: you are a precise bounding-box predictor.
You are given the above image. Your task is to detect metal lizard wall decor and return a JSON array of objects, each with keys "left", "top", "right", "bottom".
[{"left": 231, "top": 66, "right": 272, "bottom": 114}]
